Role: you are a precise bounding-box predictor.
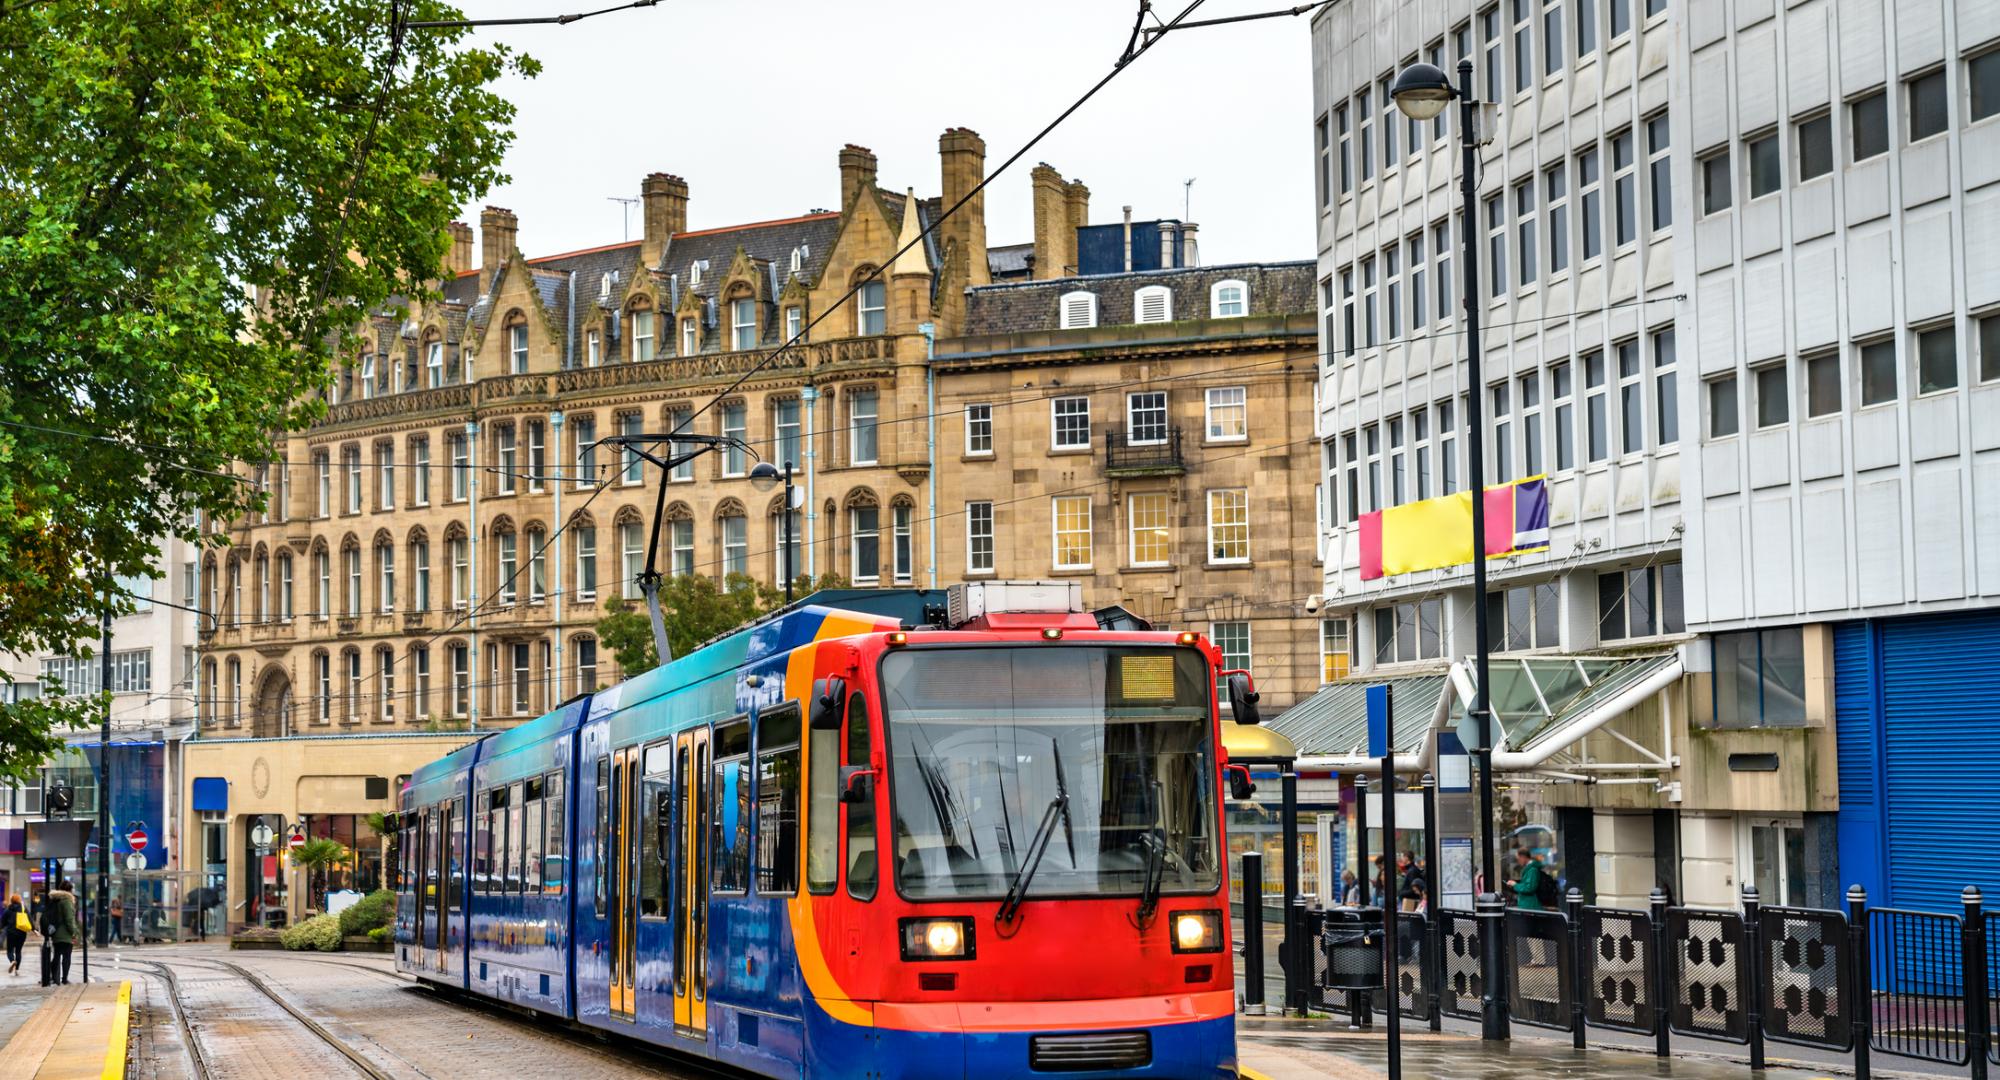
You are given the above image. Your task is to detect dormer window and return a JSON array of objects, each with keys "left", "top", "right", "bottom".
[
  {"left": 731, "top": 298, "right": 757, "bottom": 351},
  {"left": 359, "top": 354, "right": 375, "bottom": 400},
  {"left": 1059, "top": 290, "right": 1097, "bottom": 329},
  {"left": 681, "top": 317, "right": 698, "bottom": 356},
  {"left": 1134, "top": 285, "right": 1172, "bottom": 324},
  {"left": 790, "top": 247, "right": 805, "bottom": 274},
  {"left": 858, "top": 281, "right": 886, "bottom": 335},
  {"left": 1210, "top": 279, "right": 1248, "bottom": 318},
  {"left": 630, "top": 307, "right": 654, "bottom": 362},
  {"left": 785, "top": 305, "right": 803, "bottom": 343},
  {"left": 426, "top": 340, "right": 444, "bottom": 388},
  {"left": 599, "top": 272, "right": 614, "bottom": 300},
  {"left": 689, "top": 260, "right": 705, "bottom": 286}
]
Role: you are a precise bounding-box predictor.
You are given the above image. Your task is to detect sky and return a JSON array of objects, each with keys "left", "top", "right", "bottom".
[{"left": 457, "top": 0, "right": 1317, "bottom": 267}]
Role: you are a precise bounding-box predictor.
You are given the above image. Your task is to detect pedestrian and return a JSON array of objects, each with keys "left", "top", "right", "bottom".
[
  {"left": 1396, "top": 851, "right": 1428, "bottom": 913},
  {"left": 1340, "top": 869, "right": 1359, "bottom": 906},
  {"left": 1371, "top": 854, "right": 1388, "bottom": 904},
  {"left": 1505, "top": 847, "right": 1547, "bottom": 910},
  {"left": 110, "top": 897, "right": 123, "bottom": 944},
  {"left": 41, "top": 879, "right": 78, "bottom": 985},
  {"left": 4, "top": 893, "right": 28, "bottom": 976}
]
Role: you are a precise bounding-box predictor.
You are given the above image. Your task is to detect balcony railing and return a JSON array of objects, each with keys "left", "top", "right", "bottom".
[{"left": 1103, "top": 425, "right": 1186, "bottom": 475}]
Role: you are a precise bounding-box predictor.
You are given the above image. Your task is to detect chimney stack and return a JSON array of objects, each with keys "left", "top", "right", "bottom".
[
  {"left": 1181, "top": 222, "right": 1199, "bottom": 267},
  {"left": 479, "top": 206, "right": 518, "bottom": 296},
  {"left": 445, "top": 221, "right": 474, "bottom": 279},
  {"left": 1030, "top": 164, "right": 1069, "bottom": 280},
  {"left": 838, "top": 144, "right": 878, "bottom": 219},
  {"left": 641, "top": 173, "right": 688, "bottom": 269},
  {"left": 938, "top": 128, "right": 989, "bottom": 287}
]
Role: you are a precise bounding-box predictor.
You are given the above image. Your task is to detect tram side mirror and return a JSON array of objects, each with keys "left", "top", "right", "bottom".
[
  {"left": 1226, "top": 764, "right": 1257, "bottom": 801},
  {"left": 1225, "top": 672, "right": 1262, "bottom": 726},
  {"left": 812, "top": 676, "right": 847, "bottom": 731},
  {"left": 839, "top": 765, "right": 875, "bottom": 805}
]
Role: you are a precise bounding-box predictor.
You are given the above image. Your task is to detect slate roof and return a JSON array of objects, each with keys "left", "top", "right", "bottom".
[
  {"left": 987, "top": 242, "right": 1034, "bottom": 280},
  {"left": 656, "top": 212, "right": 842, "bottom": 351},
  {"left": 962, "top": 260, "right": 1316, "bottom": 336}
]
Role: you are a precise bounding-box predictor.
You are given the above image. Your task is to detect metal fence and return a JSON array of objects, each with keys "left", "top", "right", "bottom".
[{"left": 1311, "top": 878, "right": 1997, "bottom": 1079}]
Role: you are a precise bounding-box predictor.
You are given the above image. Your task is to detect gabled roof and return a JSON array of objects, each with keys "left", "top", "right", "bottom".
[{"left": 656, "top": 212, "right": 842, "bottom": 350}]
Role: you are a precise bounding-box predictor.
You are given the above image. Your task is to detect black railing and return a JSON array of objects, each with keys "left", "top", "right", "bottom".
[
  {"left": 1102, "top": 426, "right": 1185, "bottom": 473},
  {"left": 1314, "top": 882, "right": 1996, "bottom": 1080}
]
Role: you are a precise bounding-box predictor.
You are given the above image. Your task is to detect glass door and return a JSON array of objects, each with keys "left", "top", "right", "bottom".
[
  {"left": 1743, "top": 816, "right": 1806, "bottom": 906},
  {"left": 672, "top": 728, "right": 710, "bottom": 1036}
]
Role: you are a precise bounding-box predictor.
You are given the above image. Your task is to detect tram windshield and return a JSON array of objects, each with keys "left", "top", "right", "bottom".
[{"left": 879, "top": 646, "right": 1220, "bottom": 900}]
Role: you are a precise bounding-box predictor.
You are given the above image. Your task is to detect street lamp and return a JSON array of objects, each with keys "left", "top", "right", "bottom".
[
  {"left": 748, "top": 460, "right": 798, "bottom": 605},
  {"left": 1393, "top": 57, "right": 1505, "bottom": 1041}
]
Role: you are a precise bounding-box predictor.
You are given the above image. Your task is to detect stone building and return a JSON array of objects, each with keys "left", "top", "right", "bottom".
[{"left": 934, "top": 168, "right": 1325, "bottom": 711}]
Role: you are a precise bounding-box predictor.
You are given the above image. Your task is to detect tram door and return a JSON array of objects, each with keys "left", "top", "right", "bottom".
[
  {"left": 610, "top": 746, "right": 640, "bottom": 1020},
  {"left": 425, "top": 809, "right": 443, "bottom": 957},
  {"left": 413, "top": 810, "right": 430, "bottom": 956},
  {"left": 436, "top": 800, "right": 455, "bottom": 971},
  {"left": 672, "top": 727, "right": 710, "bottom": 1035}
]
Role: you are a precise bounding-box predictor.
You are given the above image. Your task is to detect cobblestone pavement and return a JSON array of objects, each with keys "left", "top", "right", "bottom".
[{"left": 113, "top": 944, "right": 710, "bottom": 1080}]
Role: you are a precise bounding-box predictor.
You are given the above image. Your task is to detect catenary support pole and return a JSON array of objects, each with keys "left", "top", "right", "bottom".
[
  {"left": 1242, "top": 851, "right": 1265, "bottom": 1015},
  {"left": 96, "top": 601, "right": 111, "bottom": 953},
  {"left": 1281, "top": 771, "right": 1301, "bottom": 1015}
]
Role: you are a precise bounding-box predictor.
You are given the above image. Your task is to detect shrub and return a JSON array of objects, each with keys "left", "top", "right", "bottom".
[
  {"left": 279, "top": 913, "right": 342, "bottom": 952},
  {"left": 367, "top": 926, "right": 390, "bottom": 942},
  {"left": 338, "top": 888, "right": 396, "bottom": 937}
]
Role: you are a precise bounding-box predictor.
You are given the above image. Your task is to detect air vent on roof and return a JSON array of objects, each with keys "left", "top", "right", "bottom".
[
  {"left": 599, "top": 271, "right": 614, "bottom": 300},
  {"left": 1134, "top": 285, "right": 1172, "bottom": 324},
  {"left": 1059, "top": 291, "right": 1097, "bottom": 330}
]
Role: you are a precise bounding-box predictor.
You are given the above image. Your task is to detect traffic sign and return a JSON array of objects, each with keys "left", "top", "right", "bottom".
[
  {"left": 250, "top": 823, "right": 274, "bottom": 848},
  {"left": 126, "top": 826, "right": 148, "bottom": 852},
  {"left": 287, "top": 831, "right": 306, "bottom": 851},
  {"left": 125, "top": 852, "right": 146, "bottom": 872}
]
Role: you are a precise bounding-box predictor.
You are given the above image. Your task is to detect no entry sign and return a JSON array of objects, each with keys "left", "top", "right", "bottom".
[{"left": 126, "top": 826, "right": 148, "bottom": 852}]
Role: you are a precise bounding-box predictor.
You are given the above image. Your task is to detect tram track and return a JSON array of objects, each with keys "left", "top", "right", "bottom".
[{"left": 126, "top": 957, "right": 404, "bottom": 1080}]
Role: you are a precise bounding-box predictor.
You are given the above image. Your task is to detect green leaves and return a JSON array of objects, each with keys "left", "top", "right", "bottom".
[
  {"left": 0, "top": 0, "right": 529, "bottom": 780},
  {"left": 596, "top": 574, "right": 852, "bottom": 678}
]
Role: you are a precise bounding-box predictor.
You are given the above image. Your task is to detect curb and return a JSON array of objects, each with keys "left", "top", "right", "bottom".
[{"left": 99, "top": 981, "right": 130, "bottom": 1080}]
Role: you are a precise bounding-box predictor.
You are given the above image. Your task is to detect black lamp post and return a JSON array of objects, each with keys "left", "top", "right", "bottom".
[
  {"left": 749, "top": 460, "right": 797, "bottom": 604},
  {"left": 1392, "top": 58, "right": 1505, "bottom": 1040}
]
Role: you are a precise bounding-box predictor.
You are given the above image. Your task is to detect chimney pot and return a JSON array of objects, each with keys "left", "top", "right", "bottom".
[
  {"left": 479, "top": 206, "right": 518, "bottom": 296},
  {"left": 641, "top": 172, "right": 688, "bottom": 268},
  {"left": 838, "top": 144, "right": 879, "bottom": 219}
]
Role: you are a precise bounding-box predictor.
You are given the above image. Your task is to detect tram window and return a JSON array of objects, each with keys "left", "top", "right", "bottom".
[
  {"left": 844, "top": 692, "right": 877, "bottom": 901},
  {"left": 639, "top": 743, "right": 670, "bottom": 917},
  {"left": 757, "top": 705, "right": 802, "bottom": 895},
  {"left": 807, "top": 698, "right": 839, "bottom": 894},
  {"left": 474, "top": 794, "right": 492, "bottom": 893},
  {"left": 448, "top": 796, "right": 465, "bottom": 910},
  {"left": 594, "top": 757, "right": 609, "bottom": 916},
  {"left": 713, "top": 718, "right": 752, "bottom": 893},
  {"left": 504, "top": 781, "right": 523, "bottom": 892},
  {"left": 523, "top": 778, "right": 545, "bottom": 893},
  {"left": 543, "top": 772, "right": 565, "bottom": 893}
]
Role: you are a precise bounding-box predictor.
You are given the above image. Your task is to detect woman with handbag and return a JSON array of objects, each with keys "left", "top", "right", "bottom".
[{"left": 3, "top": 893, "right": 28, "bottom": 976}]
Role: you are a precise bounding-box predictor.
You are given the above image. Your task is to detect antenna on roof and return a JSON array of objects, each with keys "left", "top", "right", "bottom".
[
  {"left": 608, "top": 196, "right": 640, "bottom": 240},
  {"left": 1183, "top": 178, "right": 1195, "bottom": 222}
]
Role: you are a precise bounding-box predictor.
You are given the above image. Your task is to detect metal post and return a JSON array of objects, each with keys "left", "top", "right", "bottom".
[
  {"left": 1242, "top": 851, "right": 1265, "bottom": 1015},
  {"left": 1290, "top": 895, "right": 1309, "bottom": 1016},
  {"left": 96, "top": 602, "right": 111, "bottom": 952},
  {"left": 1382, "top": 752, "right": 1401, "bottom": 1077},
  {"left": 1448, "top": 56, "right": 1502, "bottom": 1042},
  {"left": 1282, "top": 771, "right": 1301, "bottom": 1015},
  {"left": 1567, "top": 887, "right": 1586, "bottom": 1049},
  {"left": 1422, "top": 773, "right": 1442, "bottom": 1032},
  {"left": 1477, "top": 890, "right": 1508, "bottom": 1040},
  {"left": 1743, "top": 884, "right": 1765, "bottom": 1070},
  {"left": 1964, "top": 887, "right": 1989, "bottom": 1080},
  {"left": 1847, "top": 885, "right": 1870, "bottom": 1080},
  {"left": 1649, "top": 886, "right": 1671, "bottom": 1057}
]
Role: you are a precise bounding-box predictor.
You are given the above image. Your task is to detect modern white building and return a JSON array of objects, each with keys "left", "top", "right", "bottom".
[
  {"left": 1294, "top": 0, "right": 2000, "bottom": 911},
  {"left": 1, "top": 536, "right": 204, "bottom": 900}
]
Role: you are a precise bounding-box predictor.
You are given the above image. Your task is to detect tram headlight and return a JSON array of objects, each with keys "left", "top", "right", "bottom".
[
  {"left": 899, "top": 916, "right": 976, "bottom": 961},
  {"left": 1170, "top": 910, "right": 1224, "bottom": 954}
]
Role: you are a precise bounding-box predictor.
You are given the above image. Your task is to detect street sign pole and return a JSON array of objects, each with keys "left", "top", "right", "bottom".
[{"left": 1367, "top": 685, "right": 1401, "bottom": 1080}]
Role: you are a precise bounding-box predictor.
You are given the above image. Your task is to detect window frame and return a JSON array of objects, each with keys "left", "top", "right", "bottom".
[
  {"left": 1050, "top": 396, "right": 1091, "bottom": 451},
  {"left": 1205, "top": 488, "right": 1251, "bottom": 565},
  {"left": 1051, "top": 495, "right": 1093, "bottom": 571},
  {"left": 1127, "top": 491, "right": 1171, "bottom": 568},
  {"left": 1210, "top": 279, "right": 1248, "bottom": 318},
  {"left": 1205, "top": 386, "right": 1248, "bottom": 443},
  {"left": 964, "top": 402, "right": 993, "bottom": 456}
]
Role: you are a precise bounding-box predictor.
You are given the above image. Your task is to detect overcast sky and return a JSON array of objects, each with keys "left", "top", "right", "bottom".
[{"left": 458, "top": 0, "right": 1315, "bottom": 268}]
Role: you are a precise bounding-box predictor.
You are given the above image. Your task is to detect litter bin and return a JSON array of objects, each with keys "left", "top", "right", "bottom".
[{"left": 1322, "top": 906, "right": 1384, "bottom": 991}]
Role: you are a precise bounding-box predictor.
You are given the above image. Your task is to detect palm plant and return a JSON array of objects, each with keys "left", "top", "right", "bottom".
[{"left": 290, "top": 838, "right": 349, "bottom": 911}]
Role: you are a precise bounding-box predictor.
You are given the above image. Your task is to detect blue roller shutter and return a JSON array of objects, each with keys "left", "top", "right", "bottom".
[
  {"left": 1832, "top": 623, "right": 1885, "bottom": 904},
  {"left": 1879, "top": 610, "right": 2000, "bottom": 912}
]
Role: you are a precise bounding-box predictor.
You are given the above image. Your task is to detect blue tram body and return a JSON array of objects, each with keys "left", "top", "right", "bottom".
[{"left": 394, "top": 591, "right": 1243, "bottom": 1078}]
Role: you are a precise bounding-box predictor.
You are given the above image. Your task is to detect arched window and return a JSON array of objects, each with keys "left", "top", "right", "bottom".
[
  {"left": 573, "top": 635, "right": 599, "bottom": 691},
  {"left": 276, "top": 552, "right": 294, "bottom": 621},
  {"left": 226, "top": 657, "right": 242, "bottom": 726},
  {"left": 377, "top": 647, "right": 396, "bottom": 721},
  {"left": 506, "top": 311, "right": 530, "bottom": 373},
  {"left": 360, "top": 353, "right": 376, "bottom": 400},
  {"left": 409, "top": 644, "right": 431, "bottom": 721},
  {"left": 492, "top": 519, "right": 519, "bottom": 605},
  {"left": 342, "top": 648, "right": 362, "bottom": 722},
  {"left": 254, "top": 553, "right": 270, "bottom": 622},
  {"left": 408, "top": 531, "right": 431, "bottom": 612},
  {"left": 1134, "top": 285, "right": 1173, "bottom": 323},
  {"left": 1210, "top": 279, "right": 1248, "bottom": 318},
  {"left": 845, "top": 489, "right": 881, "bottom": 584},
  {"left": 342, "top": 538, "right": 362, "bottom": 616},
  {"left": 1059, "top": 290, "right": 1097, "bottom": 329},
  {"left": 201, "top": 658, "right": 218, "bottom": 725},
  {"left": 717, "top": 501, "right": 748, "bottom": 581},
  {"left": 376, "top": 536, "right": 395, "bottom": 613},
  {"left": 525, "top": 524, "right": 547, "bottom": 601},
  {"left": 311, "top": 544, "right": 330, "bottom": 619},
  {"left": 857, "top": 280, "right": 886, "bottom": 335},
  {"left": 424, "top": 331, "right": 445, "bottom": 388},
  {"left": 312, "top": 650, "right": 331, "bottom": 724}
]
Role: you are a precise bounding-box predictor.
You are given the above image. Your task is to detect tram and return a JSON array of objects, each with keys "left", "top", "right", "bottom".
[{"left": 392, "top": 581, "right": 1262, "bottom": 1078}]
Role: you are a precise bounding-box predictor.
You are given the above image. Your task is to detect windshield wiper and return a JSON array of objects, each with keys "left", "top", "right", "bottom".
[
  {"left": 997, "top": 793, "right": 1067, "bottom": 926},
  {"left": 1136, "top": 779, "right": 1167, "bottom": 925}
]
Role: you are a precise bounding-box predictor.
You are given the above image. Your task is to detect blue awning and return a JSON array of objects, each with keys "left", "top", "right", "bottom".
[{"left": 192, "top": 777, "right": 228, "bottom": 813}]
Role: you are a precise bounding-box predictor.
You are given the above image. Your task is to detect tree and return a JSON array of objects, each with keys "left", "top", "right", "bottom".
[
  {"left": 597, "top": 573, "right": 851, "bottom": 677},
  {"left": 0, "top": 1, "right": 535, "bottom": 779},
  {"left": 290, "top": 838, "right": 350, "bottom": 911}
]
